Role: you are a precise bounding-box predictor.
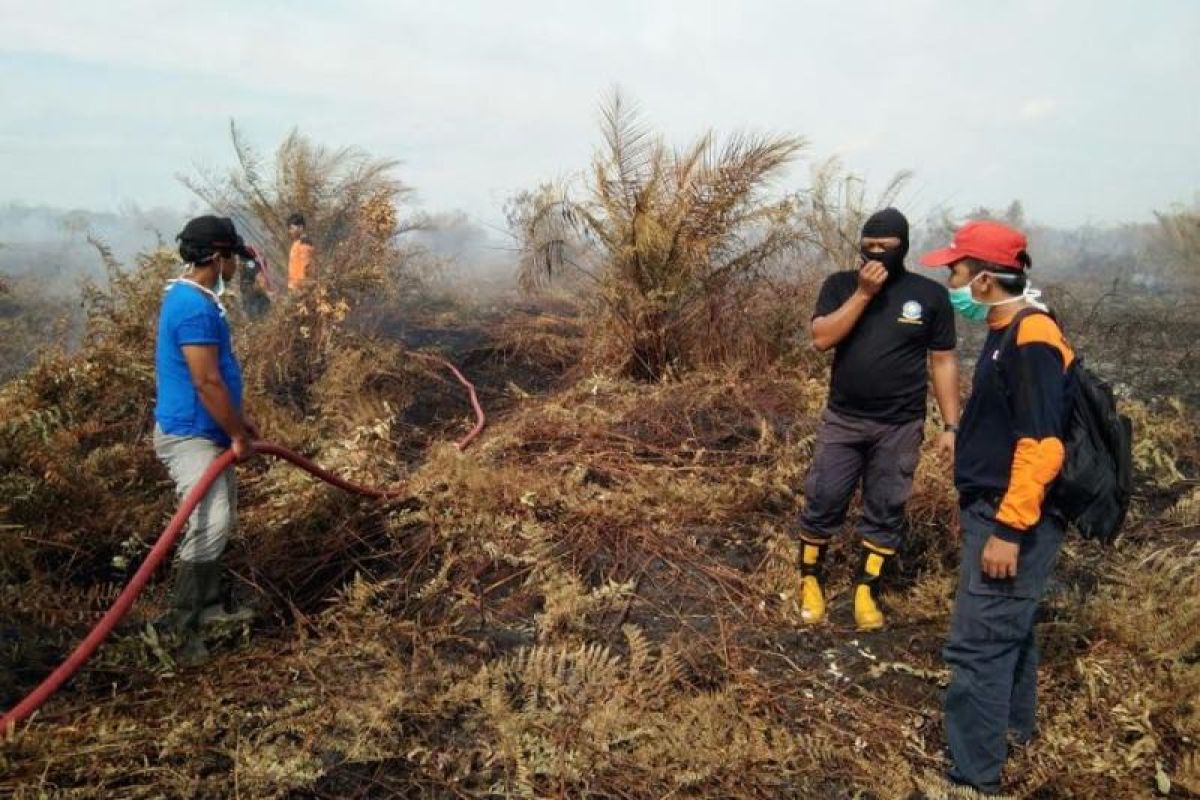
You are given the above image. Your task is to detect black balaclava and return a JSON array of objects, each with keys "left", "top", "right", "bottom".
[{"left": 860, "top": 207, "right": 910, "bottom": 278}]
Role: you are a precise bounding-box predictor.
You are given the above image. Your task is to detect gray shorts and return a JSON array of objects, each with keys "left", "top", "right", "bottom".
[
  {"left": 797, "top": 408, "right": 925, "bottom": 552},
  {"left": 153, "top": 426, "right": 237, "bottom": 564}
]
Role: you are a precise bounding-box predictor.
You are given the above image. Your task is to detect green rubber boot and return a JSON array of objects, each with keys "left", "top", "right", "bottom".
[
  {"left": 198, "top": 562, "right": 255, "bottom": 627},
  {"left": 169, "top": 561, "right": 210, "bottom": 667}
]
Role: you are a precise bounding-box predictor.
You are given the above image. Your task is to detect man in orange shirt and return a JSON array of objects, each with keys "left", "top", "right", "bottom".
[{"left": 286, "top": 213, "right": 316, "bottom": 291}]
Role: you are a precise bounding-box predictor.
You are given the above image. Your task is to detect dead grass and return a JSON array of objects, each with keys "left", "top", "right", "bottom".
[
  {"left": 2, "top": 129, "right": 1199, "bottom": 798},
  {"left": 3, "top": 278, "right": 1198, "bottom": 797}
]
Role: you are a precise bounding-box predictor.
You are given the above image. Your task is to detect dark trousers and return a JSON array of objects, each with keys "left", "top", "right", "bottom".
[
  {"left": 943, "top": 498, "right": 1064, "bottom": 794},
  {"left": 243, "top": 292, "right": 271, "bottom": 320},
  {"left": 798, "top": 408, "right": 925, "bottom": 552}
]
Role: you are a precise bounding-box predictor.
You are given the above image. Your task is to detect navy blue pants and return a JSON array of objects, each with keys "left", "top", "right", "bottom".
[{"left": 943, "top": 498, "right": 1064, "bottom": 794}]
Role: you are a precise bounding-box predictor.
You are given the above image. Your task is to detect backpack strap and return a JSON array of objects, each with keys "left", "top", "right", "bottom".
[
  {"left": 990, "top": 307, "right": 1051, "bottom": 405},
  {"left": 995, "top": 308, "right": 1048, "bottom": 360}
]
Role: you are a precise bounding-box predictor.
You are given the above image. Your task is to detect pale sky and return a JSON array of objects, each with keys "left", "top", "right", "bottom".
[{"left": 1, "top": 0, "right": 1196, "bottom": 229}]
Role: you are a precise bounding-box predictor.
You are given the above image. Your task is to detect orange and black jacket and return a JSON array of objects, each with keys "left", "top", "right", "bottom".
[{"left": 955, "top": 311, "right": 1075, "bottom": 542}]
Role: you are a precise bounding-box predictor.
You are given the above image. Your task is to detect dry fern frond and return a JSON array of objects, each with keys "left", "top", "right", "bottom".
[{"left": 1165, "top": 485, "right": 1200, "bottom": 526}]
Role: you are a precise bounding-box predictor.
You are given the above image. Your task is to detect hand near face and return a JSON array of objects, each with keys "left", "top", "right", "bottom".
[{"left": 857, "top": 261, "right": 888, "bottom": 297}]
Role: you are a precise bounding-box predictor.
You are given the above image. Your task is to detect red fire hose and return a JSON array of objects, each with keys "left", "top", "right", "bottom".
[
  {"left": 419, "top": 354, "right": 486, "bottom": 450},
  {"left": 1, "top": 356, "right": 484, "bottom": 733}
]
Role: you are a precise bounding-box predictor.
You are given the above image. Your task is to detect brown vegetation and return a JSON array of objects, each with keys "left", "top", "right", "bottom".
[
  {"left": 1, "top": 114, "right": 1199, "bottom": 799},
  {"left": 0, "top": 273, "right": 78, "bottom": 385}
]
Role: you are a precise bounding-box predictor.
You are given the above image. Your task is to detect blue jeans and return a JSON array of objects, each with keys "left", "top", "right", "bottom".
[{"left": 943, "top": 498, "right": 1064, "bottom": 794}]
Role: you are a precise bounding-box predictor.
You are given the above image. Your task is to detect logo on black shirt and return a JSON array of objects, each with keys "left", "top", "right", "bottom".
[{"left": 899, "top": 301, "right": 924, "bottom": 325}]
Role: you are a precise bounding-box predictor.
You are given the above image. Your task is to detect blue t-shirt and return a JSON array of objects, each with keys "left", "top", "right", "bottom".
[{"left": 154, "top": 282, "right": 244, "bottom": 446}]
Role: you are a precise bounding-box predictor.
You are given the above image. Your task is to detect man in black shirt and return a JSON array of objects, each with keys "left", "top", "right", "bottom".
[
  {"left": 238, "top": 244, "right": 272, "bottom": 320},
  {"left": 798, "top": 208, "right": 960, "bottom": 630}
]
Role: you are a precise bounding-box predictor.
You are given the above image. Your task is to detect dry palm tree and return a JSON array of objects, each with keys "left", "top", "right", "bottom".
[
  {"left": 517, "top": 92, "right": 806, "bottom": 380},
  {"left": 180, "top": 122, "right": 419, "bottom": 291}
]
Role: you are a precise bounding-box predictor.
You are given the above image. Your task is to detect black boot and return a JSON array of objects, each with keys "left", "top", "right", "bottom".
[
  {"left": 167, "top": 561, "right": 210, "bottom": 667},
  {"left": 197, "top": 562, "right": 255, "bottom": 626}
]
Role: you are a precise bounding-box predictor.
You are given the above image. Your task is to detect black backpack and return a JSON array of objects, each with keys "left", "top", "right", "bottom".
[{"left": 995, "top": 309, "right": 1134, "bottom": 544}]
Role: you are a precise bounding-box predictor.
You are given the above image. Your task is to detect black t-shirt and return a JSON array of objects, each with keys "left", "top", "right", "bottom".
[
  {"left": 239, "top": 262, "right": 270, "bottom": 318},
  {"left": 814, "top": 268, "right": 957, "bottom": 423}
]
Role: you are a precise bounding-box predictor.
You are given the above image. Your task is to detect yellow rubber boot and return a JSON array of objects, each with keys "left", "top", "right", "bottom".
[
  {"left": 798, "top": 541, "right": 827, "bottom": 625},
  {"left": 854, "top": 543, "right": 892, "bottom": 631}
]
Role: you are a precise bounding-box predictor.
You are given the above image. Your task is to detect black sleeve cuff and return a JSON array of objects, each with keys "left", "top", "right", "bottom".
[{"left": 992, "top": 522, "right": 1026, "bottom": 544}]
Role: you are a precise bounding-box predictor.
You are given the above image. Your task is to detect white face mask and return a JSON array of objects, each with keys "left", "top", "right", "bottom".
[
  {"left": 976, "top": 272, "right": 1049, "bottom": 312},
  {"left": 169, "top": 268, "right": 228, "bottom": 317},
  {"left": 974, "top": 272, "right": 1048, "bottom": 307}
]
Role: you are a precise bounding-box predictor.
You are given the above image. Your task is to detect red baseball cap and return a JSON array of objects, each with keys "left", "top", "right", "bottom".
[{"left": 919, "top": 220, "right": 1029, "bottom": 270}]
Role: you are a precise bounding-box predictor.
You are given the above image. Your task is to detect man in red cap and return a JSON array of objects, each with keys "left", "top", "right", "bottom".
[{"left": 921, "top": 220, "right": 1074, "bottom": 794}]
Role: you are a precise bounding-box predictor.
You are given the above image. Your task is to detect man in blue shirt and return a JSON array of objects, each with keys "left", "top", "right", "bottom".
[{"left": 154, "top": 215, "right": 258, "bottom": 665}]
